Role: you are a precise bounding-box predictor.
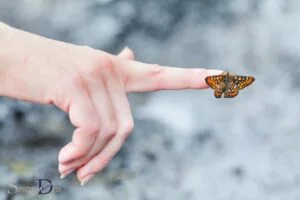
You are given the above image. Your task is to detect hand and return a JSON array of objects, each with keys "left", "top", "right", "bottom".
[
  {"left": 57, "top": 47, "right": 222, "bottom": 186},
  {"left": 0, "top": 23, "right": 222, "bottom": 185}
]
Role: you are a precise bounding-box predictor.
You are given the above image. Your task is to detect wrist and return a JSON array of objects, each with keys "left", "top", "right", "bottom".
[
  {"left": 0, "top": 22, "right": 13, "bottom": 96},
  {"left": 0, "top": 22, "right": 28, "bottom": 98}
]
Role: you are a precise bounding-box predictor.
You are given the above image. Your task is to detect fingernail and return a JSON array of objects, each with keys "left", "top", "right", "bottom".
[
  {"left": 80, "top": 173, "right": 95, "bottom": 186},
  {"left": 208, "top": 69, "right": 224, "bottom": 75},
  {"left": 60, "top": 169, "right": 74, "bottom": 179}
]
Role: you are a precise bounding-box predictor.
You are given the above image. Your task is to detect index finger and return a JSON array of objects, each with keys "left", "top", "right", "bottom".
[{"left": 112, "top": 57, "right": 223, "bottom": 92}]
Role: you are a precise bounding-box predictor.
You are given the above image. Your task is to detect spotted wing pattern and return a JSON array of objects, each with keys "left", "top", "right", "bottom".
[
  {"left": 214, "top": 89, "right": 223, "bottom": 98},
  {"left": 205, "top": 75, "right": 226, "bottom": 98},
  {"left": 223, "top": 75, "right": 255, "bottom": 98},
  {"left": 206, "top": 73, "right": 255, "bottom": 98},
  {"left": 230, "top": 75, "right": 255, "bottom": 90},
  {"left": 205, "top": 75, "right": 224, "bottom": 89}
]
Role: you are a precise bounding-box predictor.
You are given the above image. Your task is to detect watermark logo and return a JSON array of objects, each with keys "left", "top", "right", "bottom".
[{"left": 7, "top": 179, "right": 63, "bottom": 195}]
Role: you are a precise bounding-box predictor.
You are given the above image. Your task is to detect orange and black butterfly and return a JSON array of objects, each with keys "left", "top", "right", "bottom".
[{"left": 205, "top": 72, "right": 255, "bottom": 98}]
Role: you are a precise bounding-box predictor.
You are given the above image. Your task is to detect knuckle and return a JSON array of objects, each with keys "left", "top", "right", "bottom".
[
  {"left": 102, "top": 124, "right": 117, "bottom": 139},
  {"left": 183, "top": 69, "right": 194, "bottom": 89},
  {"left": 119, "top": 119, "right": 134, "bottom": 137},
  {"left": 86, "top": 64, "right": 102, "bottom": 78},
  {"left": 148, "top": 64, "right": 165, "bottom": 91},
  {"left": 86, "top": 122, "right": 100, "bottom": 137},
  {"left": 98, "top": 154, "right": 111, "bottom": 169},
  {"left": 96, "top": 53, "right": 115, "bottom": 74},
  {"left": 85, "top": 53, "right": 115, "bottom": 78},
  {"left": 153, "top": 79, "right": 162, "bottom": 91},
  {"left": 149, "top": 64, "right": 164, "bottom": 77}
]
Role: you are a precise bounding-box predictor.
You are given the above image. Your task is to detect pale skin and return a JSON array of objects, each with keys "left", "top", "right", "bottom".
[{"left": 0, "top": 22, "right": 222, "bottom": 185}]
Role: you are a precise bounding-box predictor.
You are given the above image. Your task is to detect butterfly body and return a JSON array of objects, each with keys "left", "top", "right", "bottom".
[{"left": 205, "top": 72, "right": 255, "bottom": 98}]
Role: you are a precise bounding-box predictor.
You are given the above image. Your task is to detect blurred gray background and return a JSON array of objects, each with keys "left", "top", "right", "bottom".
[{"left": 1, "top": 0, "right": 300, "bottom": 199}]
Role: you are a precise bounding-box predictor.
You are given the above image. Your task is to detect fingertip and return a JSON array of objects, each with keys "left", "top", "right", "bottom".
[
  {"left": 60, "top": 168, "right": 74, "bottom": 179},
  {"left": 76, "top": 165, "right": 91, "bottom": 181},
  {"left": 207, "top": 69, "right": 224, "bottom": 76}
]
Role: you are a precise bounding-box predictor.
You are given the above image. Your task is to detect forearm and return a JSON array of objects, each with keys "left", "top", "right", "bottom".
[
  {"left": 0, "top": 22, "right": 71, "bottom": 101},
  {"left": 0, "top": 22, "right": 29, "bottom": 98},
  {"left": 0, "top": 22, "right": 49, "bottom": 100}
]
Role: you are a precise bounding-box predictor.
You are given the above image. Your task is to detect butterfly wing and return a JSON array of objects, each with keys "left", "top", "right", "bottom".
[
  {"left": 224, "top": 75, "right": 254, "bottom": 98},
  {"left": 205, "top": 75, "right": 226, "bottom": 98},
  {"left": 232, "top": 76, "right": 255, "bottom": 90},
  {"left": 214, "top": 90, "right": 223, "bottom": 98},
  {"left": 205, "top": 75, "right": 226, "bottom": 89}
]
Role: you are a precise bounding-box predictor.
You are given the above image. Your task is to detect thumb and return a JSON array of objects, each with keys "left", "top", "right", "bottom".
[{"left": 118, "top": 47, "right": 135, "bottom": 60}]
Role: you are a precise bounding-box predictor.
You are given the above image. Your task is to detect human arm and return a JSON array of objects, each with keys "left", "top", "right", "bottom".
[{"left": 0, "top": 22, "right": 223, "bottom": 185}]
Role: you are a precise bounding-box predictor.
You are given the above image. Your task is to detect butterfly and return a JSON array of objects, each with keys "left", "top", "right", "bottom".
[{"left": 205, "top": 72, "right": 255, "bottom": 98}]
